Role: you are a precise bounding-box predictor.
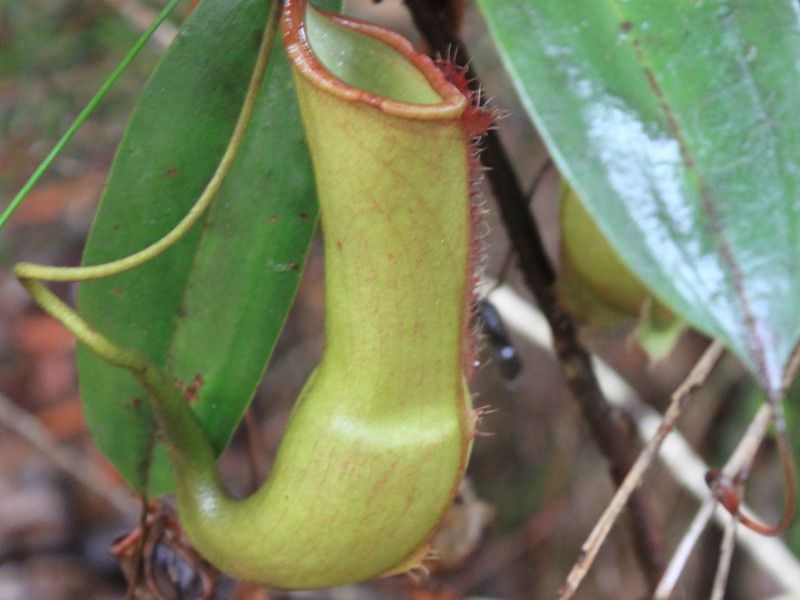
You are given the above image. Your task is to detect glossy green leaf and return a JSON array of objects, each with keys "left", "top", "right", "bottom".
[
  {"left": 77, "top": 0, "right": 341, "bottom": 496},
  {"left": 478, "top": 1, "right": 800, "bottom": 394}
]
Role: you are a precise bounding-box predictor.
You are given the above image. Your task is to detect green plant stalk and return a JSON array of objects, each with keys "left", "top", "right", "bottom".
[
  {"left": 18, "top": 0, "right": 478, "bottom": 589},
  {"left": 15, "top": 0, "right": 280, "bottom": 493},
  {"left": 14, "top": 0, "right": 278, "bottom": 509},
  {"left": 0, "top": 0, "right": 182, "bottom": 231},
  {"left": 14, "top": 276, "right": 223, "bottom": 517}
]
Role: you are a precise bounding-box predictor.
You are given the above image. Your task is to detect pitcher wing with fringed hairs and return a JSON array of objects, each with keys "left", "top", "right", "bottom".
[{"left": 16, "top": 0, "right": 488, "bottom": 589}]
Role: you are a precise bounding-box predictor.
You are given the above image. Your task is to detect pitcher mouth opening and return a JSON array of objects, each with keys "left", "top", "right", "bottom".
[{"left": 281, "top": 0, "right": 466, "bottom": 120}]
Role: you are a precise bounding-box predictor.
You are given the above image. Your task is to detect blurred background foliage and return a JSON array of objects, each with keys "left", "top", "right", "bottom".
[{"left": 1, "top": 1, "right": 798, "bottom": 599}]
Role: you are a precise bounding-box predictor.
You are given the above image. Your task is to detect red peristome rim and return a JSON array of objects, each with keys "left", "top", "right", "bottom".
[{"left": 281, "top": 0, "right": 466, "bottom": 120}]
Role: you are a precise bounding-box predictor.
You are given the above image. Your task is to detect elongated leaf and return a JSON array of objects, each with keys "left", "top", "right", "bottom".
[
  {"left": 78, "top": 0, "right": 341, "bottom": 496},
  {"left": 477, "top": 1, "right": 800, "bottom": 393}
]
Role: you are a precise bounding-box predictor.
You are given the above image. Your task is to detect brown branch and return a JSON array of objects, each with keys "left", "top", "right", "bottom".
[
  {"left": 557, "top": 341, "right": 725, "bottom": 599},
  {"left": 489, "top": 284, "right": 800, "bottom": 596},
  {"left": 404, "top": 0, "right": 666, "bottom": 591},
  {"left": 0, "top": 390, "right": 138, "bottom": 515}
]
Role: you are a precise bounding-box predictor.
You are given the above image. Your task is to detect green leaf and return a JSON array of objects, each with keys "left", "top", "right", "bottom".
[
  {"left": 477, "top": 0, "right": 800, "bottom": 394},
  {"left": 77, "top": 0, "right": 341, "bottom": 496}
]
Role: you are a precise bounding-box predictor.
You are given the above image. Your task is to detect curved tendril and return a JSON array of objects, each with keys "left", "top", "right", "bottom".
[
  {"left": 705, "top": 404, "right": 796, "bottom": 536},
  {"left": 14, "top": 0, "right": 281, "bottom": 286},
  {"left": 12, "top": 4, "right": 284, "bottom": 505}
]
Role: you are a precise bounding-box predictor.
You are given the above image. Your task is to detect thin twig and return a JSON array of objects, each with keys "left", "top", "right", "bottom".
[
  {"left": 124, "top": 500, "right": 151, "bottom": 600},
  {"left": 0, "top": 0, "right": 181, "bottom": 229},
  {"left": 555, "top": 340, "right": 725, "bottom": 600},
  {"left": 490, "top": 158, "right": 554, "bottom": 293},
  {"left": 710, "top": 445, "right": 758, "bottom": 600},
  {"left": 654, "top": 404, "right": 773, "bottom": 598},
  {"left": 404, "top": 1, "right": 666, "bottom": 589},
  {"left": 524, "top": 157, "right": 554, "bottom": 200},
  {"left": 709, "top": 513, "right": 737, "bottom": 600},
  {"left": 0, "top": 391, "right": 138, "bottom": 516},
  {"left": 662, "top": 501, "right": 717, "bottom": 599},
  {"left": 484, "top": 281, "right": 800, "bottom": 596},
  {"left": 708, "top": 415, "right": 779, "bottom": 600}
]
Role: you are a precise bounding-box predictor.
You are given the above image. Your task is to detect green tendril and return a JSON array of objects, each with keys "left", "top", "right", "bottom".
[
  {"left": 14, "top": 0, "right": 280, "bottom": 508},
  {"left": 15, "top": 0, "right": 279, "bottom": 428},
  {"left": 15, "top": 0, "right": 278, "bottom": 286}
]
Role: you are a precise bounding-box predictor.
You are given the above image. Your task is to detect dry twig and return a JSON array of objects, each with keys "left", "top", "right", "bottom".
[
  {"left": 0, "top": 391, "right": 138, "bottom": 515},
  {"left": 555, "top": 341, "right": 725, "bottom": 599},
  {"left": 485, "top": 282, "right": 800, "bottom": 596},
  {"left": 653, "top": 405, "right": 772, "bottom": 598},
  {"left": 709, "top": 514, "right": 738, "bottom": 600}
]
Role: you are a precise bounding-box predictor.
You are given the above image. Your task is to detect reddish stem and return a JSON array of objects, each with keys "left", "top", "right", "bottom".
[{"left": 706, "top": 416, "right": 796, "bottom": 536}]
